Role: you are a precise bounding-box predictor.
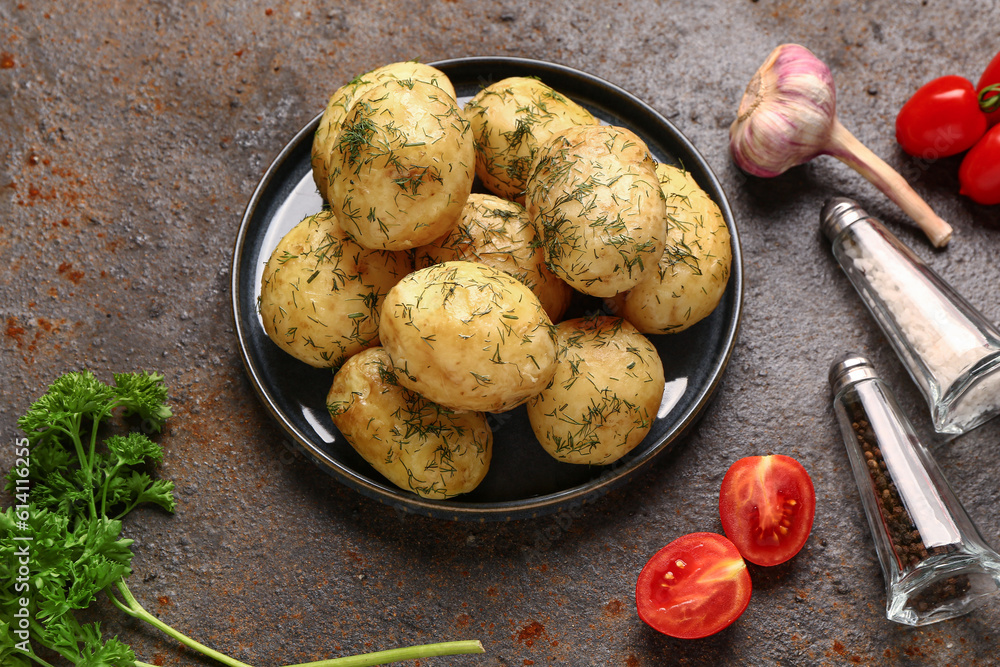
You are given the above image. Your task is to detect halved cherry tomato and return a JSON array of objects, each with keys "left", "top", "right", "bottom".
[
  {"left": 719, "top": 454, "right": 816, "bottom": 566},
  {"left": 959, "top": 124, "right": 1000, "bottom": 205},
  {"left": 977, "top": 50, "right": 1000, "bottom": 127},
  {"left": 895, "top": 75, "right": 987, "bottom": 158},
  {"left": 635, "top": 532, "right": 751, "bottom": 639}
]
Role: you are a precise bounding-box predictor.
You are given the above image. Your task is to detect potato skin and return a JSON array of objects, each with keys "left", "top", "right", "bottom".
[
  {"left": 526, "top": 316, "right": 665, "bottom": 465},
  {"left": 415, "top": 193, "right": 573, "bottom": 322},
  {"left": 607, "top": 163, "right": 732, "bottom": 334},
  {"left": 328, "top": 79, "right": 474, "bottom": 250},
  {"left": 259, "top": 210, "right": 413, "bottom": 368},
  {"left": 465, "top": 76, "right": 598, "bottom": 202},
  {"left": 311, "top": 62, "right": 456, "bottom": 200},
  {"left": 327, "top": 347, "right": 492, "bottom": 499},
  {"left": 380, "top": 260, "right": 558, "bottom": 412},
  {"left": 525, "top": 124, "right": 667, "bottom": 298}
]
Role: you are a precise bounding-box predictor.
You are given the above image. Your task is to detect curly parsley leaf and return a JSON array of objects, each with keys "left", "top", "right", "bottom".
[
  {"left": 112, "top": 372, "right": 173, "bottom": 432},
  {"left": 16, "top": 373, "right": 114, "bottom": 450},
  {"left": 3, "top": 370, "right": 484, "bottom": 667},
  {"left": 76, "top": 630, "right": 136, "bottom": 667},
  {"left": 0, "top": 620, "right": 34, "bottom": 667},
  {"left": 3, "top": 371, "right": 171, "bottom": 667}
]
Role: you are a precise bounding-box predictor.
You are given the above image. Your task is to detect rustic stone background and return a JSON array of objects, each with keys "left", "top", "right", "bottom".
[{"left": 3, "top": 1, "right": 1000, "bottom": 665}]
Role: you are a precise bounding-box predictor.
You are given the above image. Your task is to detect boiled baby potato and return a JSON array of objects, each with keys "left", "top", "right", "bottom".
[
  {"left": 465, "top": 76, "right": 598, "bottom": 202},
  {"left": 259, "top": 209, "right": 413, "bottom": 368},
  {"left": 414, "top": 193, "right": 573, "bottom": 322},
  {"left": 379, "top": 260, "right": 558, "bottom": 412},
  {"left": 607, "top": 163, "right": 732, "bottom": 334},
  {"left": 328, "top": 78, "right": 474, "bottom": 250},
  {"left": 526, "top": 316, "right": 665, "bottom": 465},
  {"left": 311, "top": 61, "right": 456, "bottom": 199},
  {"left": 525, "top": 124, "right": 667, "bottom": 298},
  {"left": 327, "top": 347, "right": 492, "bottom": 499}
]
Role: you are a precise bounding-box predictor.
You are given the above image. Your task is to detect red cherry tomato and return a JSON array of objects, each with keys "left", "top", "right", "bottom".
[
  {"left": 977, "top": 50, "right": 1000, "bottom": 127},
  {"left": 719, "top": 454, "right": 816, "bottom": 566},
  {"left": 959, "top": 124, "right": 1000, "bottom": 205},
  {"left": 895, "top": 75, "right": 987, "bottom": 159},
  {"left": 635, "top": 532, "right": 751, "bottom": 639}
]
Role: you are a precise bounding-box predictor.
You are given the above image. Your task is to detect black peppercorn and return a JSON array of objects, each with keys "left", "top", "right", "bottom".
[{"left": 830, "top": 353, "right": 1000, "bottom": 626}]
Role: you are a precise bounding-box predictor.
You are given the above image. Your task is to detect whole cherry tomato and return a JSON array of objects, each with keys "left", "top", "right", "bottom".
[
  {"left": 977, "top": 50, "right": 1000, "bottom": 127},
  {"left": 719, "top": 454, "right": 816, "bottom": 566},
  {"left": 895, "top": 75, "right": 987, "bottom": 159},
  {"left": 635, "top": 532, "right": 751, "bottom": 639},
  {"left": 959, "top": 124, "right": 1000, "bottom": 205}
]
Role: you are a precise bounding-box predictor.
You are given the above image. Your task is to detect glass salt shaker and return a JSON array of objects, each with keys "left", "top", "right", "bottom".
[
  {"left": 829, "top": 353, "right": 1000, "bottom": 626},
  {"left": 821, "top": 197, "right": 1000, "bottom": 436}
]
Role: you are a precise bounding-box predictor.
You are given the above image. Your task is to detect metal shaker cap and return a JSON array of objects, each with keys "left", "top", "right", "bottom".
[
  {"left": 821, "top": 197, "right": 871, "bottom": 242},
  {"left": 829, "top": 352, "right": 879, "bottom": 394}
]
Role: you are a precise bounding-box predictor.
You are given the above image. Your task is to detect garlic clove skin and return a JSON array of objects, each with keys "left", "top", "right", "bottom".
[{"left": 730, "top": 43, "right": 838, "bottom": 177}]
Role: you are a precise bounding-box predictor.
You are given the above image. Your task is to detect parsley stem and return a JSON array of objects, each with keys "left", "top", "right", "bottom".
[
  {"left": 102, "top": 461, "right": 124, "bottom": 518},
  {"left": 22, "top": 650, "right": 58, "bottom": 667},
  {"left": 88, "top": 406, "right": 104, "bottom": 470},
  {"left": 109, "top": 582, "right": 483, "bottom": 667},
  {"left": 110, "top": 581, "right": 255, "bottom": 667},
  {"left": 279, "top": 640, "right": 485, "bottom": 667},
  {"left": 66, "top": 415, "right": 98, "bottom": 520}
]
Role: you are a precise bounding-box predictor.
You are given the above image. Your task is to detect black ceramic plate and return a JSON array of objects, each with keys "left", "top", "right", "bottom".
[{"left": 231, "top": 57, "right": 743, "bottom": 521}]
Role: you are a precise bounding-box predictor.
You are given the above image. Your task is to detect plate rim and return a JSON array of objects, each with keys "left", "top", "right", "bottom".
[{"left": 231, "top": 56, "right": 744, "bottom": 521}]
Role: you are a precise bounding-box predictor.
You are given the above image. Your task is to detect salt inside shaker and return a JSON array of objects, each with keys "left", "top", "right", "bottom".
[
  {"left": 821, "top": 197, "right": 1000, "bottom": 435},
  {"left": 829, "top": 353, "right": 1000, "bottom": 626}
]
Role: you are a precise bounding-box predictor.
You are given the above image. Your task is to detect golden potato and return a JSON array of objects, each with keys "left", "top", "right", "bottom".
[
  {"left": 327, "top": 347, "right": 492, "bottom": 499},
  {"left": 311, "top": 62, "right": 456, "bottom": 199},
  {"left": 607, "top": 163, "right": 732, "bottom": 334},
  {"left": 414, "top": 193, "right": 573, "bottom": 322},
  {"left": 526, "top": 316, "right": 665, "bottom": 465},
  {"left": 465, "top": 76, "right": 598, "bottom": 202},
  {"left": 328, "top": 78, "right": 474, "bottom": 250},
  {"left": 525, "top": 124, "right": 667, "bottom": 298},
  {"left": 379, "top": 261, "right": 558, "bottom": 412},
  {"left": 259, "top": 209, "right": 413, "bottom": 368}
]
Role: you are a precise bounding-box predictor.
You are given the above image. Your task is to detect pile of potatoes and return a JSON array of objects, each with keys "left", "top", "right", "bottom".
[{"left": 258, "top": 61, "right": 732, "bottom": 500}]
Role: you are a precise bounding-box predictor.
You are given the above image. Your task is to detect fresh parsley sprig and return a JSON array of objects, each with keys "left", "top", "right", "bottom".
[{"left": 1, "top": 371, "right": 483, "bottom": 667}]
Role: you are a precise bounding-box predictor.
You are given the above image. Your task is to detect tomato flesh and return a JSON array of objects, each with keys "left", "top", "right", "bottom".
[
  {"left": 719, "top": 455, "right": 816, "bottom": 566},
  {"left": 895, "top": 75, "right": 986, "bottom": 158},
  {"left": 635, "top": 532, "right": 751, "bottom": 639},
  {"left": 960, "top": 124, "right": 1000, "bottom": 205}
]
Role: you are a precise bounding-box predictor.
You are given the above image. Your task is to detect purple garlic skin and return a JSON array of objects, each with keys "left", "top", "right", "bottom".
[
  {"left": 728, "top": 43, "right": 953, "bottom": 247},
  {"left": 729, "top": 43, "right": 838, "bottom": 177}
]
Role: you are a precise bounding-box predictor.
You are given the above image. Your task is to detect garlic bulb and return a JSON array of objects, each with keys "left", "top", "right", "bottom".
[
  {"left": 730, "top": 44, "right": 837, "bottom": 177},
  {"left": 730, "top": 43, "right": 953, "bottom": 248}
]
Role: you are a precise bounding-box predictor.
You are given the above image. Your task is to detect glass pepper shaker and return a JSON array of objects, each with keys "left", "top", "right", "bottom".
[
  {"left": 829, "top": 353, "right": 1000, "bottom": 626},
  {"left": 821, "top": 197, "right": 1000, "bottom": 436}
]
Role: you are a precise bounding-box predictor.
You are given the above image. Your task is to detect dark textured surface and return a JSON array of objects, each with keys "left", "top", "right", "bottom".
[{"left": 3, "top": 1, "right": 1000, "bottom": 666}]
